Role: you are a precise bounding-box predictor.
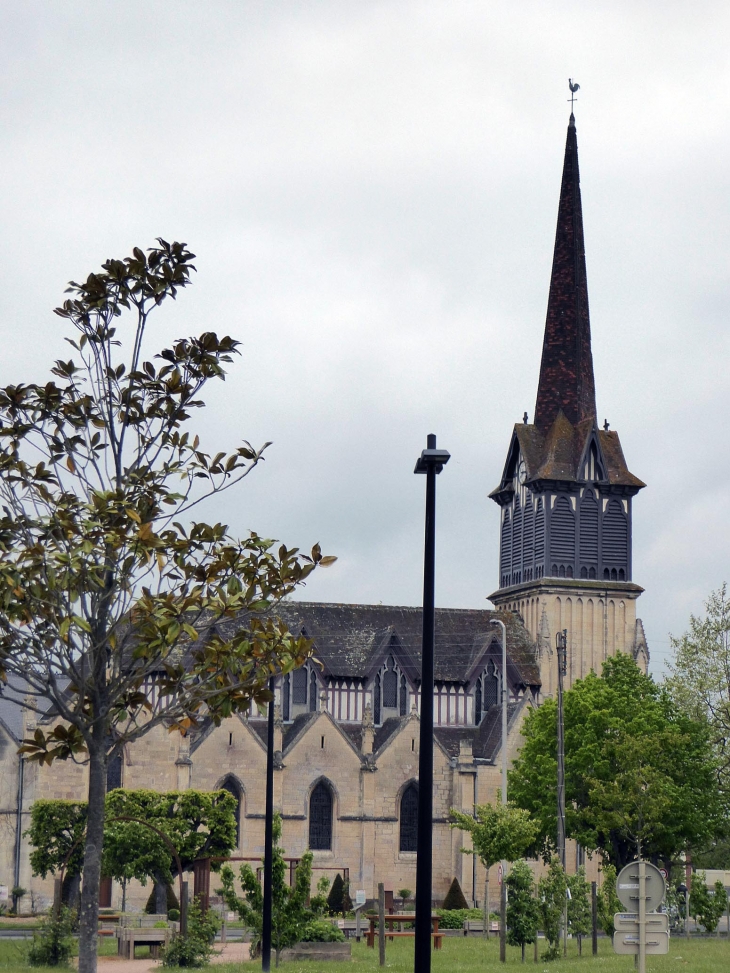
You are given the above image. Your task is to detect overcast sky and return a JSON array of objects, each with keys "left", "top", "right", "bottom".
[{"left": 1, "top": 2, "right": 728, "bottom": 677}]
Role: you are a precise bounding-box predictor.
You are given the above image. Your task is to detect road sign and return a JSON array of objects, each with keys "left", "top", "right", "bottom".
[
  {"left": 355, "top": 890, "right": 366, "bottom": 906},
  {"left": 497, "top": 864, "right": 503, "bottom": 886},
  {"left": 616, "top": 861, "right": 666, "bottom": 912},
  {"left": 659, "top": 867, "right": 668, "bottom": 880},
  {"left": 613, "top": 929, "right": 669, "bottom": 956},
  {"left": 614, "top": 913, "right": 669, "bottom": 935}
]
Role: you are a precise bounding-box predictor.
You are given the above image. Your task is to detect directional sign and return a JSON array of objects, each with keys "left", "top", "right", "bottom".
[
  {"left": 497, "top": 864, "right": 503, "bottom": 886},
  {"left": 616, "top": 861, "right": 666, "bottom": 912},
  {"left": 613, "top": 929, "right": 669, "bottom": 956},
  {"left": 614, "top": 913, "right": 669, "bottom": 935}
]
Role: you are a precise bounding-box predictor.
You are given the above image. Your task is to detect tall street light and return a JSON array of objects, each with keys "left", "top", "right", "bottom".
[
  {"left": 261, "top": 675, "right": 275, "bottom": 972},
  {"left": 413, "top": 433, "right": 450, "bottom": 973},
  {"left": 490, "top": 617, "right": 507, "bottom": 963}
]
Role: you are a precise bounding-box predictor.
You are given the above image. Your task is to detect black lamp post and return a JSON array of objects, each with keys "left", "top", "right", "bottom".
[
  {"left": 261, "top": 675, "right": 275, "bottom": 972},
  {"left": 413, "top": 433, "right": 450, "bottom": 973}
]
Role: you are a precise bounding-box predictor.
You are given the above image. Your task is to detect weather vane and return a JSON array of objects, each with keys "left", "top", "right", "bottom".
[{"left": 568, "top": 78, "right": 580, "bottom": 112}]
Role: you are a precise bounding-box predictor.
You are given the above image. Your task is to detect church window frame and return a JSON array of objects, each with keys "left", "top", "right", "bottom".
[
  {"left": 219, "top": 775, "right": 243, "bottom": 848},
  {"left": 309, "top": 779, "right": 334, "bottom": 851},
  {"left": 399, "top": 782, "right": 419, "bottom": 853}
]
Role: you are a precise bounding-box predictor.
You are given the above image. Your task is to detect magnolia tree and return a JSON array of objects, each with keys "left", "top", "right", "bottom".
[{"left": 0, "top": 241, "right": 333, "bottom": 973}]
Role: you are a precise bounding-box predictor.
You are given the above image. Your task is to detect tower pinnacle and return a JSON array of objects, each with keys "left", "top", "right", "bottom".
[{"left": 534, "top": 114, "right": 597, "bottom": 433}]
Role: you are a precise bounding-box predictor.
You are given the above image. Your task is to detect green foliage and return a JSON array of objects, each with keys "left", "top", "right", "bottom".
[
  {"left": 27, "top": 908, "right": 76, "bottom": 967},
  {"left": 27, "top": 789, "right": 237, "bottom": 888},
  {"left": 435, "top": 908, "right": 482, "bottom": 929},
  {"left": 510, "top": 653, "right": 723, "bottom": 867},
  {"left": 690, "top": 872, "right": 728, "bottom": 933},
  {"left": 299, "top": 920, "right": 346, "bottom": 942},
  {"left": 168, "top": 909, "right": 180, "bottom": 922},
  {"left": 327, "top": 873, "right": 346, "bottom": 916},
  {"left": 450, "top": 799, "right": 538, "bottom": 873},
  {"left": 162, "top": 899, "right": 218, "bottom": 968},
  {"left": 218, "top": 813, "right": 315, "bottom": 963},
  {"left": 397, "top": 888, "right": 412, "bottom": 902},
  {"left": 668, "top": 584, "right": 730, "bottom": 787},
  {"left": 443, "top": 877, "right": 469, "bottom": 911},
  {"left": 505, "top": 861, "right": 539, "bottom": 955},
  {"left": 596, "top": 865, "right": 620, "bottom": 939},
  {"left": 537, "top": 857, "right": 566, "bottom": 961},
  {"left": 566, "top": 867, "right": 591, "bottom": 940},
  {"left": 26, "top": 801, "right": 87, "bottom": 880}
]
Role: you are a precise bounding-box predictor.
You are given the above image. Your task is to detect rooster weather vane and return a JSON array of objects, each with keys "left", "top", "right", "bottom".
[{"left": 568, "top": 78, "right": 580, "bottom": 112}]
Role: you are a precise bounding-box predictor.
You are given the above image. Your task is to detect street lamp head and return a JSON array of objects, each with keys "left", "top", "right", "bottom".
[{"left": 414, "top": 433, "right": 451, "bottom": 474}]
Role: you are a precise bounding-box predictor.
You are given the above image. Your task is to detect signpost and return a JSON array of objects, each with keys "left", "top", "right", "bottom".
[{"left": 613, "top": 861, "right": 668, "bottom": 971}]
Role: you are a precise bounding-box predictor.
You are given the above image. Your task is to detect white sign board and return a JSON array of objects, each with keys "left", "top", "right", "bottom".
[
  {"left": 355, "top": 890, "right": 366, "bottom": 906},
  {"left": 0, "top": 886, "right": 8, "bottom": 902},
  {"left": 613, "top": 930, "right": 669, "bottom": 956},
  {"left": 614, "top": 913, "right": 669, "bottom": 935}
]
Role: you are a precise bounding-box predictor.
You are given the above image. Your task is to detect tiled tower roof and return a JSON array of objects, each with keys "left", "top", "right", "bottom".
[{"left": 534, "top": 114, "right": 597, "bottom": 433}]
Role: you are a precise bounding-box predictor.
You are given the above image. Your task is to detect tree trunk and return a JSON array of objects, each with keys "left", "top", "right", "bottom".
[
  {"left": 78, "top": 739, "right": 107, "bottom": 973},
  {"left": 154, "top": 877, "right": 167, "bottom": 915},
  {"left": 522, "top": 942, "right": 525, "bottom": 962},
  {"left": 483, "top": 869, "right": 489, "bottom": 938}
]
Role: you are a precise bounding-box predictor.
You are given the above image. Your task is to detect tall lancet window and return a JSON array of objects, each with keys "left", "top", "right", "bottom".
[
  {"left": 399, "top": 783, "right": 419, "bottom": 852},
  {"left": 309, "top": 780, "right": 333, "bottom": 851}
]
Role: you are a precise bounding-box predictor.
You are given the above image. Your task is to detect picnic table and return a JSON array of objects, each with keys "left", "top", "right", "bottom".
[{"left": 366, "top": 914, "right": 443, "bottom": 950}]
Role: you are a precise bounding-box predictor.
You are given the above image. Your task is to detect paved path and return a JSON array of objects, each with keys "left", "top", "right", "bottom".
[{"left": 91, "top": 942, "right": 250, "bottom": 973}]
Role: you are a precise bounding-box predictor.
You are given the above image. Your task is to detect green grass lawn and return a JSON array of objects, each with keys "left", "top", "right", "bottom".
[
  {"left": 0, "top": 932, "right": 726, "bottom": 972},
  {"left": 217, "top": 935, "right": 729, "bottom": 973}
]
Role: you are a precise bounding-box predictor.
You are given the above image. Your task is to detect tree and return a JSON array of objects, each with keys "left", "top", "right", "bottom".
[
  {"left": 596, "top": 864, "right": 620, "bottom": 940},
  {"left": 442, "top": 877, "right": 468, "bottom": 911},
  {"left": 450, "top": 799, "right": 537, "bottom": 938},
  {"left": 27, "top": 789, "right": 238, "bottom": 909},
  {"left": 218, "top": 813, "right": 315, "bottom": 967},
  {"left": 537, "top": 857, "right": 566, "bottom": 961},
  {"left": 327, "top": 873, "right": 346, "bottom": 916},
  {"left": 689, "top": 872, "right": 728, "bottom": 934},
  {"left": 667, "top": 584, "right": 730, "bottom": 787},
  {"left": 505, "top": 860, "right": 538, "bottom": 962},
  {"left": 510, "top": 654, "right": 723, "bottom": 868},
  {"left": 0, "top": 241, "right": 333, "bottom": 973},
  {"left": 566, "top": 867, "right": 591, "bottom": 954}
]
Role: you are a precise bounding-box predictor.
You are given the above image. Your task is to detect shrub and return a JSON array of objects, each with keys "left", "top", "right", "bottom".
[
  {"left": 398, "top": 888, "right": 412, "bottom": 903},
  {"left": 162, "top": 900, "right": 218, "bottom": 968},
  {"left": 168, "top": 908, "right": 180, "bottom": 922},
  {"left": 146, "top": 882, "right": 180, "bottom": 914},
  {"left": 327, "top": 874, "right": 346, "bottom": 916},
  {"left": 435, "top": 908, "right": 483, "bottom": 929},
  {"left": 443, "top": 877, "right": 468, "bottom": 910},
  {"left": 300, "top": 920, "right": 346, "bottom": 943},
  {"left": 27, "top": 908, "right": 76, "bottom": 967}
]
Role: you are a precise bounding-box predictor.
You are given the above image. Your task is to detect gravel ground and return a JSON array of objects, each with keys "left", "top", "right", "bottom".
[{"left": 87, "top": 942, "right": 250, "bottom": 973}]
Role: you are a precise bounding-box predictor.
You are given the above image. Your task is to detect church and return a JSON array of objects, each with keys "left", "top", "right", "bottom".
[{"left": 0, "top": 111, "right": 649, "bottom": 911}]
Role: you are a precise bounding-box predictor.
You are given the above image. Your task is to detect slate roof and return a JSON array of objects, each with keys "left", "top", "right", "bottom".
[{"left": 268, "top": 602, "right": 540, "bottom": 689}]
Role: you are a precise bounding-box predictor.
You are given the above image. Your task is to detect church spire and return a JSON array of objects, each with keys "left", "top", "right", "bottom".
[{"left": 534, "top": 114, "right": 597, "bottom": 433}]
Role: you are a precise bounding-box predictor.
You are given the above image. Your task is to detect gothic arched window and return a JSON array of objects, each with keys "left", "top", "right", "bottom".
[
  {"left": 580, "top": 490, "right": 599, "bottom": 564},
  {"left": 474, "top": 678, "right": 482, "bottom": 725},
  {"left": 399, "top": 783, "right": 419, "bottom": 852},
  {"left": 106, "top": 750, "right": 123, "bottom": 791},
  {"left": 309, "top": 668, "right": 318, "bottom": 712},
  {"left": 374, "top": 673, "right": 381, "bottom": 725},
  {"left": 550, "top": 496, "right": 575, "bottom": 563},
  {"left": 309, "top": 781, "right": 333, "bottom": 850},
  {"left": 282, "top": 673, "right": 291, "bottom": 721},
  {"left": 484, "top": 660, "right": 499, "bottom": 709},
  {"left": 603, "top": 499, "right": 628, "bottom": 565},
  {"left": 383, "top": 657, "right": 398, "bottom": 708},
  {"left": 400, "top": 675, "right": 408, "bottom": 716},
  {"left": 292, "top": 667, "right": 307, "bottom": 705},
  {"left": 220, "top": 776, "right": 243, "bottom": 847}
]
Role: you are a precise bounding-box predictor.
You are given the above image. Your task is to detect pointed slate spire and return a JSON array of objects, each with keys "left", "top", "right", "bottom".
[{"left": 534, "top": 114, "right": 597, "bottom": 433}]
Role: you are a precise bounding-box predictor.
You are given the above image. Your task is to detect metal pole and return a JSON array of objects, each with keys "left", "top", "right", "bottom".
[
  {"left": 591, "top": 881, "right": 597, "bottom": 956},
  {"left": 556, "top": 630, "right": 567, "bottom": 957},
  {"left": 638, "top": 860, "right": 646, "bottom": 973},
  {"left": 413, "top": 434, "right": 449, "bottom": 973},
  {"left": 556, "top": 630, "right": 567, "bottom": 868},
  {"left": 491, "top": 617, "right": 508, "bottom": 962},
  {"left": 261, "top": 676, "right": 275, "bottom": 972},
  {"left": 378, "top": 883, "right": 386, "bottom": 967}
]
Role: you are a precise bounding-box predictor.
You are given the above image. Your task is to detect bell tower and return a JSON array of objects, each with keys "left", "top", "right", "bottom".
[{"left": 488, "top": 112, "right": 648, "bottom": 693}]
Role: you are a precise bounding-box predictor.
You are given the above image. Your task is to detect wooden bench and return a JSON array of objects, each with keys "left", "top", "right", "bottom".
[
  {"left": 116, "top": 915, "right": 172, "bottom": 959},
  {"left": 366, "top": 914, "right": 443, "bottom": 950}
]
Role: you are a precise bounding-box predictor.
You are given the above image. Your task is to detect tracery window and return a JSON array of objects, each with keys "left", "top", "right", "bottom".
[
  {"left": 282, "top": 673, "right": 291, "bottom": 721},
  {"left": 309, "top": 780, "right": 333, "bottom": 850},
  {"left": 399, "top": 783, "right": 418, "bottom": 853},
  {"left": 292, "top": 668, "right": 308, "bottom": 705}
]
